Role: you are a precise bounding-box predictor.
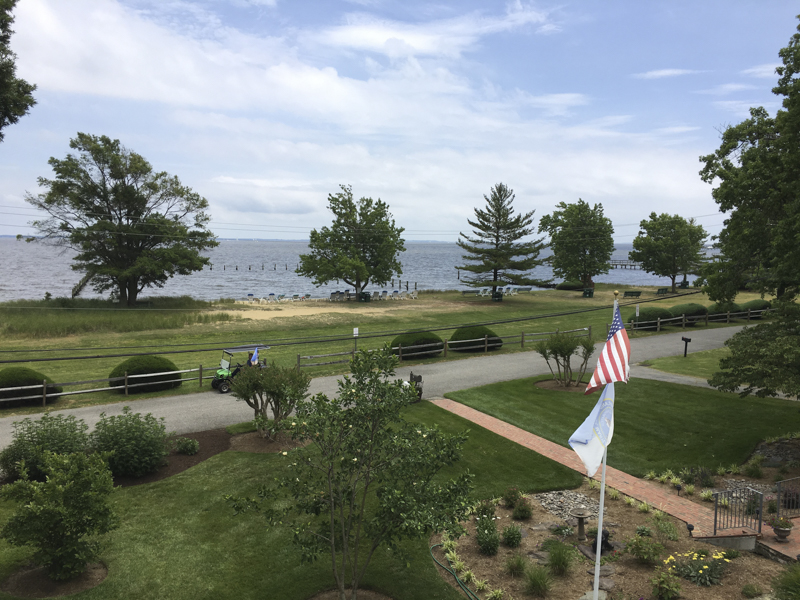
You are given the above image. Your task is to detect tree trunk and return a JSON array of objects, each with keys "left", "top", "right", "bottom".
[
  {"left": 127, "top": 280, "right": 139, "bottom": 306},
  {"left": 671, "top": 275, "right": 677, "bottom": 293},
  {"left": 118, "top": 282, "right": 128, "bottom": 305}
]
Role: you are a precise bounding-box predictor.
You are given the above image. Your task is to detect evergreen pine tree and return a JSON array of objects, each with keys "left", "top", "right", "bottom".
[{"left": 457, "top": 183, "right": 547, "bottom": 293}]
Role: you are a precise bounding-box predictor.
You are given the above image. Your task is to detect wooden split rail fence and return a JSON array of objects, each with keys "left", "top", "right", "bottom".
[{"left": 625, "top": 308, "right": 771, "bottom": 333}]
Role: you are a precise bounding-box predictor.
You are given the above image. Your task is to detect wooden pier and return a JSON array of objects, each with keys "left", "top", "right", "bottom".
[{"left": 610, "top": 260, "right": 642, "bottom": 269}]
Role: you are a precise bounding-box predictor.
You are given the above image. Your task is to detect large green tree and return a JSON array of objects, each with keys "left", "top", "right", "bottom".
[
  {"left": 538, "top": 199, "right": 614, "bottom": 287},
  {"left": 0, "top": 0, "right": 36, "bottom": 142},
  {"left": 699, "top": 18, "right": 800, "bottom": 303},
  {"left": 629, "top": 213, "right": 707, "bottom": 292},
  {"left": 25, "top": 133, "right": 217, "bottom": 306},
  {"left": 297, "top": 185, "right": 405, "bottom": 294},
  {"left": 457, "top": 182, "right": 547, "bottom": 293},
  {"left": 227, "top": 347, "right": 472, "bottom": 600}
]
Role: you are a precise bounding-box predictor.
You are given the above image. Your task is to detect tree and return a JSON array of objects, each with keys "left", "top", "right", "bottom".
[
  {"left": 708, "top": 303, "right": 800, "bottom": 401},
  {"left": 456, "top": 183, "right": 548, "bottom": 292},
  {"left": 534, "top": 332, "right": 595, "bottom": 387},
  {"left": 538, "top": 199, "right": 614, "bottom": 287},
  {"left": 628, "top": 213, "right": 707, "bottom": 292},
  {"left": 698, "top": 18, "right": 800, "bottom": 303},
  {"left": 230, "top": 362, "right": 311, "bottom": 440},
  {"left": 297, "top": 185, "right": 405, "bottom": 295},
  {"left": 0, "top": 0, "right": 36, "bottom": 143},
  {"left": 226, "top": 347, "right": 472, "bottom": 600},
  {"left": 0, "top": 451, "right": 118, "bottom": 580},
  {"left": 25, "top": 133, "right": 218, "bottom": 306}
]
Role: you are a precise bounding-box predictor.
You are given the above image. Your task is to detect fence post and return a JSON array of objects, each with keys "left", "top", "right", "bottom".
[
  {"left": 705, "top": 313, "right": 709, "bottom": 327},
  {"left": 444, "top": 340, "right": 448, "bottom": 358},
  {"left": 748, "top": 309, "right": 751, "bottom": 321},
  {"left": 521, "top": 332, "right": 525, "bottom": 349},
  {"left": 199, "top": 364, "right": 203, "bottom": 387},
  {"left": 42, "top": 379, "right": 46, "bottom": 407},
  {"left": 484, "top": 335, "right": 488, "bottom": 353},
  {"left": 682, "top": 314, "right": 686, "bottom": 329},
  {"left": 398, "top": 344, "right": 403, "bottom": 362},
  {"left": 727, "top": 311, "right": 731, "bottom": 324},
  {"left": 124, "top": 371, "right": 129, "bottom": 396},
  {"left": 588, "top": 325, "right": 592, "bottom": 340},
  {"left": 297, "top": 355, "right": 301, "bottom": 370},
  {"left": 657, "top": 318, "right": 661, "bottom": 332}
]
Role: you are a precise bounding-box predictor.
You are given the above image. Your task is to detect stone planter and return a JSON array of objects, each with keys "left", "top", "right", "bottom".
[{"left": 773, "top": 526, "right": 793, "bottom": 543}]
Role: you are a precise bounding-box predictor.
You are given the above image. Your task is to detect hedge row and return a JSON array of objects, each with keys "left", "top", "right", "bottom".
[{"left": 630, "top": 300, "right": 771, "bottom": 329}]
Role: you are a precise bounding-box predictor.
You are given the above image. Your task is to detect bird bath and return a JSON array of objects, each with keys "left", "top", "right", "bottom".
[{"left": 569, "top": 506, "right": 593, "bottom": 542}]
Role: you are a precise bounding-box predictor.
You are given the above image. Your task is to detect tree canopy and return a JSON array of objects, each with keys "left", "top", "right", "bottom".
[
  {"left": 456, "top": 183, "right": 547, "bottom": 292},
  {"left": 296, "top": 185, "right": 405, "bottom": 294},
  {"left": 538, "top": 199, "right": 614, "bottom": 287},
  {"left": 699, "top": 18, "right": 800, "bottom": 303},
  {"left": 0, "top": 0, "right": 36, "bottom": 143},
  {"left": 629, "top": 213, "right": 707, "bottom": 292},
  {"left": 25, "top": 133, "right": 217, "bottom": 306}
]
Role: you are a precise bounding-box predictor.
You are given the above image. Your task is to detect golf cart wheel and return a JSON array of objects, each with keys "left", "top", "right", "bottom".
[
  {"left": 218, "top": 381, "right": 232, "bottom": 394},
  {"left": 211, "top": 379, "right": 219, "bottom": 389}
]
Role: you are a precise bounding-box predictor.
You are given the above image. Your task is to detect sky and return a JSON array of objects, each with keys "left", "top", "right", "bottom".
[{"left": 0, "top": 0, "right": 797, "bottom": 244}]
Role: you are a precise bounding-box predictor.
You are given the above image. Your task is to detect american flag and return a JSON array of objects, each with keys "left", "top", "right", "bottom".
[{"left": 585, "top": 303, "right": 631, "bottom": 395}]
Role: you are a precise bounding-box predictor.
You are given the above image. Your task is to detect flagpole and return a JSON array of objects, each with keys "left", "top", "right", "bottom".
[{"left": 592, "top": 447, "right": 608, "bottom": 600}]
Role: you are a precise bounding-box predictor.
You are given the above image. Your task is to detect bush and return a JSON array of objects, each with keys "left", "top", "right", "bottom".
[
  {"left": 670, "top": 549, "right": 729, "bottom": 586},
  {"left": 0, "top": 413, "right": 88, "bottom": 482},
  {"left": 502, "top": 524, "right": 522, "bottom": 548},
  {"left": 173, "top": 437, "right": 199, "bottom": 455},
  {"left": 524, "top": 564, "right": 552, "bottom": 597},
  {"left": 651, "top": 567, "right": 682, "bottom": 600},
  {"left": 708, "top": 302, "right": 742, "bottom": 320},
  {"left": 774, "top": 563, "right": 800, "bottom": 600},
  {"left": 742, "top": 583, "right": 763, "bottom": 598},
  {"left": 390, "top": 331, "right": 444, "bottom": 358},
  {"left": 475, "top": 499, "right": 496, "bottom": 520},
  {"left": 0, "top": 451, "right": 118, "bottom": 580},
  {"left": 625, "top": 534, "right": 664, "bottom": 565},
  {"left": 502, "top": 486, "right": 522, "bottom": 508},
  {"left": 740, "top": 299, "right": 771, "bottom": 319},
  {"left": 546, "top": 540, "right": 574, "bottom": 576},
  {"left": 90, "top": 407, "right": 169, "bottom": 477},
  {"left": 744, "top": 460, "right": 763, "bottom": 479},
  {"left": 108, "top": 355, "right": 182, "bottom": 394},
  {"left": 555, "top": 280, "right": 584, "bottom": 291},
  {"left": 629, "top": 307, "right": 673, "bottom": 330},
  {"left": 512, "top": 497, "right": 533, "bottom": 520},
  {"left": 449, "top": 326, "right": 503, "bottom": 353},
  {"left": 0, "top": 366, "right": 63, "bottom": 404},
  {"left": 475, "top": 514, "right": 500, "bottom": 555},
  {"left": 505, "top": 553, "right": 526, "bottom": 576},
  {"left": 668, "top": 303, "right": 708, "bottom": 326}
]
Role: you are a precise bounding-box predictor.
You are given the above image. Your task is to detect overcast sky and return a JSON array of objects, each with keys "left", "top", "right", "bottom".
[{"left": 1, "top": 1, "right": 796, "bottom": 243}]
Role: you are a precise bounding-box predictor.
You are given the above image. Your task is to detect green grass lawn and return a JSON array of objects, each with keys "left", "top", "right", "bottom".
[
  {"left": 445, "top": 376, "right": 800, "bottom": 477},
  {"left": 642, "top": 347, "right": 730, "bottom": 380},
  {"left": 0, "top": 402, "right": 580, "bottom": 600},
  {"left": 0, "top": 286, "right": 763, "bottom": 416}
]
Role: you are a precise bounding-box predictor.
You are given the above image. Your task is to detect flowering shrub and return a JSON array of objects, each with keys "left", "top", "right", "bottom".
[
  {"left": 765, "top": 514, "right": 794, "bottom": 529},
  {"left": 512, "top": 497, "right": 533, "bottom": 520},
  {"left": 665, "top": 550, "right": 730, "bottom": 586},
  {"left": 625, "top": 534, "right": 664, "bottom": 565},
  {"left": 476, "top": 514, "right": 500, "bottom": 555},
  {"left": 502, "top": 486, "right": 522, "bottom": 508}
]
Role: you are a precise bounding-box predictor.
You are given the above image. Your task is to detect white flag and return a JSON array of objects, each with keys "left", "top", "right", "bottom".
[{"left": 568, "top": 383, "right": 615, "bottom": 477}]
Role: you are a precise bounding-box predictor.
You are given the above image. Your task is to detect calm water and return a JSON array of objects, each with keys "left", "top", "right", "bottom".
[{"left": 0, "top": 237, "right": 696, "bottom": 302}]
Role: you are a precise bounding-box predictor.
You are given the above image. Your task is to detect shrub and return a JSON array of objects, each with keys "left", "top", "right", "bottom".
[
  {"left": 524, "top": 564, "right": 552, "bottom": 597},
  {"left": 707, "top": 302, "right": 742, "bottom": 320},
  {"left": 475, "top": 499, "right": 496, "bottom": 520},
  {"left": 390, "top": 331, "right": 444, "bottom": 358},
  {"left": 109, "top": 355, "right": 181, "bottom": 394},
  {"left": 0, "top": 366, "right": 63, "bottom": 404},
  {"left": 685, "top": 484, "right": 695, "bottom": 495},
  {"left": 668, "top": 303, "right": 708, "bottom": 326},
  {"left": 475, "top": 514, "right": 500, "bottom": 555},
  {"left": 636, "top": 525, "right": 652, "bottom": 537},
  {"left": 742, "top": 583, "right": 763, "bottom": 598},
  {"left": 629, "top": 307, "right": 673, "bottom": 330},
  {"left": 546, "top": 540, "right": 574, "bottom": 576},
  {"left": 651, "top": 567, "right": 682, "bottom": 600},
  {"left": 773, "top": 563, "right": 800, "bottom": 600},
  {"left": 505, "top": 553, "right": 526, "bottom": 576},
  {"left": 608, "top": 487, "right": 620, "bottom": 500},
  {"left": 740, "top": 298, "right": 771, "bottom": 319},
  {"left": 625, "top": 534, "right": 664, "bottom": 565},
  {"left": 512, "top": 497, "right": 533, "bottom": 520},
  {"left": 449, "top": 325, "right": 503, "bottom": 353},
  {"left": 502, "top": 524, "right": 522, "bottom": 548},
  {"left": 744, "top": 460, "right": 764, "bottom": 479},
  {"left": 669, "top": 549, "right": 729, "bottom": 586},
  {"left": 90, "top": 407, "right": 169, "bottom": 477},
  {"left": 503, "top": 486, "right": 522, "bottom": 508},
  {"left": 652, "top": 513, "right": 679, "bottom": 543},
  {"left": 0, "top": 413, "right": 88, "bottom": 482},
  {"left": 0, "top": 451, "right": 118, "bottom": 580},
  {"left": 555, "top": 280, "right": 584, "bottom": 290},
  {"left": 173, "top": 437, "right": 199, "bottom": 455}
]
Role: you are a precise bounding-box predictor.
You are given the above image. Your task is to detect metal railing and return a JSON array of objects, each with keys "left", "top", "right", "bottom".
[
  {"left": 713, "top": 487, "right": 763, "bottom": 535},
  {"left": 776, "top": 477, "right": 800, "bottom": 520}
]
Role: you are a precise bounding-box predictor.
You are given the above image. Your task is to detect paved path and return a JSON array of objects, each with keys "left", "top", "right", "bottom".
[{"left": 0, "top": 326, "right": 743, "bottom": 449}]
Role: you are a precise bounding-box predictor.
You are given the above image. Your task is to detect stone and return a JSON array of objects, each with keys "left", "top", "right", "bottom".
[
  {"left": 585, "top": 565, "right": 615, "bottom": 576},
  {"left": 527, "top": 551, "right": 550, "bottom": 564},
  {"left": 577, "top": 545, "right": 596, "bottom": 560},
  {"left": 598, "top": 577, "right": 615, "bottom": 591},
  {"left": 577, "top": 591, "right": 607, "bottom": 600},
  {"left": 530, "top": 521, "right": 562, "bottom": 531}
]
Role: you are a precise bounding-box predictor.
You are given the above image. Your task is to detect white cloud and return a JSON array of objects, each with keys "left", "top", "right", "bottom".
[
  {"left": 713, "top": 99, "right": 780, "bottom": 118},
  {"left": 695, "top": 83, "right": 756, "bottom": 95},
  {"left": 741, "top": 63, "right": 780, "bottom": 78},
  {"left": 632, "top": 69, "right": 700, "bottom": 80}
]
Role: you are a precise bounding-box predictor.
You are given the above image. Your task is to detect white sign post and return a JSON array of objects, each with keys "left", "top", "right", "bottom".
[{"left": 354, "top": 327, "right": 359, "bottom": 351}]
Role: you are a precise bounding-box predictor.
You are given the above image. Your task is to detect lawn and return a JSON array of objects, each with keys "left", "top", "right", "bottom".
[
  {"left": 445, "top": 375, "right": 800, "bottom": 477},
  {"left": 0, "top": 402, "right": 581, "bottom": 599},
  {"left": 643, "top": 347, "right": 730, "bottom": 380}
]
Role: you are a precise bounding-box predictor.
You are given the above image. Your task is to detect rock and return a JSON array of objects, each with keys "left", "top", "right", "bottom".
[
  {"left": 577, "top": 545, "right": 596, "bottom": 560},
  {"left": 530, "top": 521, "right": 562, "bottom": 531},
  {"left": 598, "top": 577, "right": 615, "bottom": 591},
  {"left": 527, "top": 551, "right": 550, "bottom": 564},
  {"left": 578, "top": 591, "right": 607, "bottom": 600},
  {"left": 534, "top": 490, "right": 608, "bottom": 522},
  {"left": 585, "top": 565, "right": 615, "bottom": 576}
]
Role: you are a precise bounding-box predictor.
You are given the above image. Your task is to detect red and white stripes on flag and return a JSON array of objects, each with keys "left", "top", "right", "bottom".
[{"left": 585, "top": 303, "right": 631, "bottom": 395}]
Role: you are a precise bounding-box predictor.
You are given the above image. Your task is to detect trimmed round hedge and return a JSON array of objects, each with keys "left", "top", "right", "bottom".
[
  {"left": 740, "top": 299, "right": 771, "bottom": 319},
  {"left": 668, "top": 303, "right": 708, "bottom": 326},
  {"left": 109, "top": 356, "right": 182, "bottom": 394},
  {"left": 555, "top": 281, "right": 584, "bottom": 291},
  {"left": 0, "top": 367, "right": 62, "bottom": 404},
  {"left": 449, "top": 326, "right": 503, "bottom": 352},
  {"left": 708, "top": 302, "right": 742, "bottom": 318},
  {"left": 391, "top": 332, "right": 444, "bottom": 358},
  {"left": 629, "top": 307, "right": 673, "bottom": 330}
]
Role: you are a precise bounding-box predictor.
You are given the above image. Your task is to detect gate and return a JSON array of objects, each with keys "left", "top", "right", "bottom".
[{"left": 713, "top": 488, "right": 763, "bottom": 535}]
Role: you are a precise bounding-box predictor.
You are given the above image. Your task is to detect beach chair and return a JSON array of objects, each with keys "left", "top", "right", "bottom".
[
  {"left": 291, "top": 294, "right": 300, "bottom": 302},
  {"left": 381, "top": 291, "right": 388, "bottom": 300},
  {"left": 398, "top": 291, "right": 408, "bottom": 300},
  {"left": 337, "top": 291, "right": 345, "bottom": 301},
  {"left": 329, "top": 292, "right": 337, "bottom": 302},
  {"left": 392, "top": 290, "right": 400, "bottom": 300},
  {"left": 479, "top": 288, "right": 490, "bottom": 297},
  {"left": 409, "top": 290, "right": 418, "bottom": 299},
  {"left": 277, "top": 294, "right": 288, "bottom": 302},
  {"left": 372, "top": 291, "right": 380, "bottom": 301},
  {"left": 267, "top": 294, "right": 277, "bottom": 303},
  {"left": 345, "top": 291, "right": 352, "bottom": 301}
]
